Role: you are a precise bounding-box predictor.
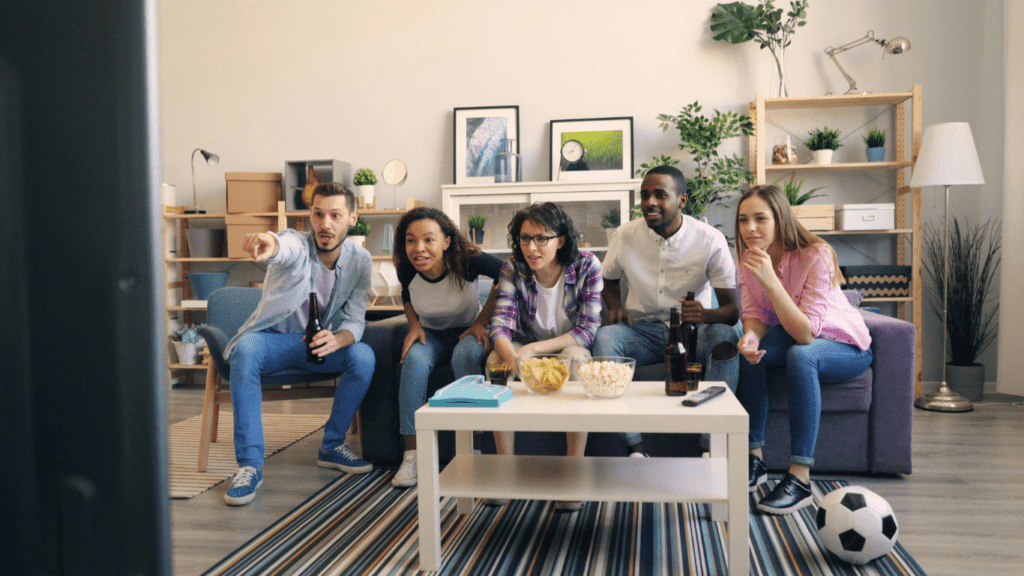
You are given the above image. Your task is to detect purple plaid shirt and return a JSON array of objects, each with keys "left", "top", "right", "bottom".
[{"left": 488, "top": 251, "right": 604, "bottom": 348}]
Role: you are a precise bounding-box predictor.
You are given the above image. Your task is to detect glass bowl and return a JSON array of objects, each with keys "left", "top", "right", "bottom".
[
  {"left": 516, "top": 354, "right": 573, "bottom": 395},
  {"left": 578, "top": 356, "right": 636, "bottom": 399}
]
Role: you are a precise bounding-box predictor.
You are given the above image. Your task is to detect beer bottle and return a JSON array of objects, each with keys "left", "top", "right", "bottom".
[
  {"left": 306, "top": 292, "right": 325, "bottom": 365},
  {"left": 665, "top": 306, "right": 687, "bottom": 396},
  {"left": 682, "top": 291, "right": 699, "bottom": 364}
]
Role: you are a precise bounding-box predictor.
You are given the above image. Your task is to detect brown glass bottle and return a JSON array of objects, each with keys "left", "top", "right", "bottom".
[
  {"left": 306, "top": 292, "right": 325, "bottom": 364},
  {"left": 682, "top": 291, "right": 700, "bottom": 390},
  {"left": 665, "top": 307, "right": 687, "bottom": 396}
]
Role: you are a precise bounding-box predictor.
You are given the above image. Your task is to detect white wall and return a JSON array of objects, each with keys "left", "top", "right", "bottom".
[{"left": 158, "top": 0, "right": 1006, "bottom": 386}]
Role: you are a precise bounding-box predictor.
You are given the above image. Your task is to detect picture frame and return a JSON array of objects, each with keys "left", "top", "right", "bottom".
[
  {"left": 549, "top": 117, "right": 634, "bottom": 182},
  {"left": 453, "top": 105, "right": 520, "bottom": 185}
]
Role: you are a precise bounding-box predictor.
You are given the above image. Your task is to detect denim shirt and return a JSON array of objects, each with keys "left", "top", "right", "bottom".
[{"left": 223, "top": 229, "right": 372, "bottom": 359}]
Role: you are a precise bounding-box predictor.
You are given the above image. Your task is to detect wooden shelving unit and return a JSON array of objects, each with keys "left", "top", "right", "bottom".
[{"left": 749, "top": 86, "right": 923, "bottom": 396}]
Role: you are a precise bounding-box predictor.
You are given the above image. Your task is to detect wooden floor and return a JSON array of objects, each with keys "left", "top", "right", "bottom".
[{"left": 168, "top": 387, "right": 1024, "bottom": 576}]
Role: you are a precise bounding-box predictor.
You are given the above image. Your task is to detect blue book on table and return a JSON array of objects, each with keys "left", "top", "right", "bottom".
[{"left": 428, "top": 375, "right": 512, "bottom": 407}]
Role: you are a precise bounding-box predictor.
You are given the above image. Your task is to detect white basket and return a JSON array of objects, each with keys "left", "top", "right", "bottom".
[{"left": 173, "top": 341, "right": 202, "bottom": 365}]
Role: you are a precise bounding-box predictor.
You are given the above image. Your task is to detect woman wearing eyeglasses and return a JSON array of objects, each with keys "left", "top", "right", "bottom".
[{"left": 486, "top": 202, "right": 603, "bottom": 512}]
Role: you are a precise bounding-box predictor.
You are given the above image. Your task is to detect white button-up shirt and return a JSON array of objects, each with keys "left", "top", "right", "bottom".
[{"left": 603, "top": 216, "right": 736, "bottom": 324}]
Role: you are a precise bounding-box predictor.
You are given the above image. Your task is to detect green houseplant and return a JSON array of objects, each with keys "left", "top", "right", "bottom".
[
  {"left": 923, "top": 218, "right": 1001, "bottom": 401},
  {"left": 348, "top": 217, "right": 370, "bottom": 248},
  {"left": 467, "top": 214, "right": 486, "bottom": 244},
  {"left": 863, "top": 129, "right": 887, "bottom": 162},
  {"left": 601, "top": 207, "right": 621, "bottom": 246},
  {"left": 805, "top": 126, "right": 842, "bottom": 164},
  {"left": 353, "top": 168, "right": 377, "bottom": 208},
  {"left": 781, "top": 174, "right": 825, "bottom": 206},
  {"left": 636, "top": 101, "right": 754, "bottom": 223},
  {"left": 710, "top": 0, "right": 811, "bottom": 97}
]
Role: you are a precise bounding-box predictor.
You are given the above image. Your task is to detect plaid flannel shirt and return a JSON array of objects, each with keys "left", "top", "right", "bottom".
[{"left": 488, "top": 251, "right": 603, "bottom": 348}]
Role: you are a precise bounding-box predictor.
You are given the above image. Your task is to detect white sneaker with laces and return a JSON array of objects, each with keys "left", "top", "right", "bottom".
[
  {"left": 392, "top": 450, "right": 417, "bottom": 487},
  {"left": 629, "top": 451, "right": 649, "bottom": 458}
]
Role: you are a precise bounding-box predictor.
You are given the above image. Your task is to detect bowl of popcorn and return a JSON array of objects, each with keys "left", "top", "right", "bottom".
[
  {"left": 578, "top": 357, "right": 636, "bottom": 399},
  {"left": 516, "top": 354, "right": 573, "bottom": 395}
]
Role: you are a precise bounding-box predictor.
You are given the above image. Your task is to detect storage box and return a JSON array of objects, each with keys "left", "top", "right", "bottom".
[
  {"left": 841, "top": 265, "right": 911, "bottom": 297},
  {"left": 836, "top": 203, "right": 895, "bottom": 231},
  {"left": 225, "top": 172, "right": 282, "bottom": 213},
  {"left": 226, "top": 214, "right": 277, "bottom": 258},
  {"left": 791, "top": 204, "right": 835, "bottom": 231}
]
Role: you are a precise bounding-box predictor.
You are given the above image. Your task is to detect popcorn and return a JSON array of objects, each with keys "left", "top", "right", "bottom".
[{"left": 578, "top": 360, "right": 634, "bottom": 398}]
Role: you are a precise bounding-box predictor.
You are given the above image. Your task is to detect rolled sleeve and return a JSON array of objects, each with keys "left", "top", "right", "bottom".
[
  {"left": 796, "top": 246, "right": 833, "bottom": 337},
  {"left": 707, "top": 231, "right": 738, "bottom": 289},
  {"left": 488, "top": 260, "right": 519, "bottom": 343},
  {"left": 601, "top": 227, "right": 623, "bottom": 281},
  {"left": 738, "top": 260, "right": 770, "bottom": 324},
  {"left": 337, "top": 252, "right": 372, "bottom": 342},
  {"left": 569, "top": 254, "right": 603, "bottom": 347}
]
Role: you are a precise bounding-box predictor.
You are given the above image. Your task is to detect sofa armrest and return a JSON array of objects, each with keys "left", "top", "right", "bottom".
[{"left": 861, "top": 310, "right": 916, "bottom": 474}]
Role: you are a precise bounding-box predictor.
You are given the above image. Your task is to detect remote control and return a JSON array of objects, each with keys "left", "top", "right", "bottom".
[{"left": 681, "top": 385, "right": 727, "bottom": 407}]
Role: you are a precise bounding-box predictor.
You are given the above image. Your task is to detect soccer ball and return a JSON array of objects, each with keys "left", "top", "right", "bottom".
[{"left": 815, "top": 486, "right": 899, "bottom": 565}]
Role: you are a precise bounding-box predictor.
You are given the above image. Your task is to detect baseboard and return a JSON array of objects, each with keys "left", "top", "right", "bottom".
[{"left": 921, "top": 380, "right": 998, "bottom": 393}]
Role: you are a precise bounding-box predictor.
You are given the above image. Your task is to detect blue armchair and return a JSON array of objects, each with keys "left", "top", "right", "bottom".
[{"left": 194, "top": 287, "right": 343, "bottom": 472}]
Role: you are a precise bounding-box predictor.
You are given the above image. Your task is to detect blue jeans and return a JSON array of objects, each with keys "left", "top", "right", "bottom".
[
  {"left": 398, "top": 326, "right": 487, "bottom": 436},
  {"left": 736, "top": 325, "right": 873, "bottom": 466},
  {"left": 593, "top": 319, "right": 741, "bottom": 447},
  {"left": 229, "top": 331, "right": 376, "bottom": 469}
]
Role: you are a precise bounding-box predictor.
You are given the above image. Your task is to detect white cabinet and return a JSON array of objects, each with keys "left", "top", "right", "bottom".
[{"left": 441, "top": 180, "right": 641, "bottom": 253}]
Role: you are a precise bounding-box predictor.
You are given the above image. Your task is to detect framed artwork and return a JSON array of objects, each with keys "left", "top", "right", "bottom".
[
  {"left": 453, "top": 105, "right": 520, "bottom": 185},
  {"left": 549, "top": 117, "right": 633, "bottom": 181}
]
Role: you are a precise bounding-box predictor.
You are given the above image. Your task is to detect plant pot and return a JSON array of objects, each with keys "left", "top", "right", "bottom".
[
  {"left": 173, "top": 341, "right": 202, "bottom": 365},
  {"left": 812, "top": 149, "right": 834, "bottom": 165},
  {"left": 470, "top": 227, "right": 485, "bottom": 244},
  {"left": 866, "top": 147, "right": 886, "bottom": 162},
  {"left": 604, "top": 227, "right": 618, "bottom": 246},
  {"left": 946, "top": 362, "right": 985, "bottom": 402},
  {"left": 188, "top": 271, "right": 229, "bottom": 301},
  {"left": 356, "top": 185, "right": 375, "bottom": 207},
  {"left": 349, "top": 235, "right": 366, "bottom": 249}
]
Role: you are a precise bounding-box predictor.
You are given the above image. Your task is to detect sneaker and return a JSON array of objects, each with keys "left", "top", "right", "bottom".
[
  {"left": 392, "top": 450, "right": 417, "bottom": 488},
  {"left": 481, "top": 498, "right": 510, "bottom": 506},
  {"left": 554, "top": 500, "right": 584, "bottom": 511},
  {"left": 756, "top": 473, "right": 813, "bottom": 514},
  {"left": 224, "top": 466, "right": 262, "bottom": 506},
  {"left": 317, "top": 443, "right": 373, "bottom": 474},
  {"left": 749, "top": 454, "right": 767, "bottom": 493},
  {"left": 629, "top": 451, "right": 649, "bottom": 458}
]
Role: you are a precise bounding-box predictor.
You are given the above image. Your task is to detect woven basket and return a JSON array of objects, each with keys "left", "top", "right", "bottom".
[{"left": 173, "top": 341, "right": 202, "bottom": 365}]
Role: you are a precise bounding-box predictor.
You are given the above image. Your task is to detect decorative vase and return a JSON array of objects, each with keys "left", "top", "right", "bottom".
[
  {"left": 604, "top": 227, "right": 617, "bottom": 246},
  {"left": 494, "top": 138, "right": 522, "bottom": 183},
  {"left": 946, "top": 363, "right": 984, "bottom": 402},
  {"left": 356, "top": 185, "right": 375, "bottom": 208},
  {"left": 381, "top": 223, "right": 395, "bottom": 256},
  {"left": 866, "top": 147, "right": 886, "bottom": 162},
  {"left": 470, "top": 227, "right": 485, "bottom": 244},
  {"left": 188, "top": 271, "right": 229, "bottom": 301},
  {"left": 770, "top": 46, "right": 788, "bottom": 98},
  {"left": 812, "top": 149, "right": 834, "bottom": 165}
]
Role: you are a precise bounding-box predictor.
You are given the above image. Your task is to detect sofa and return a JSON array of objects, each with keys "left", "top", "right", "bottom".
[{"left": 358, "top": 280, "right": 915, "bottom": 475}]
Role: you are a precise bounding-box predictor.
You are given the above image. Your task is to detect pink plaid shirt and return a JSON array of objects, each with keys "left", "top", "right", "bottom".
[{"left": 739, "top": 243, "right": 871, "bottom": 351}]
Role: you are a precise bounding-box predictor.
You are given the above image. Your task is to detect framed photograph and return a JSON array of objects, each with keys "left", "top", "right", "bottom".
[
  {"left": 453, "top": 105, "right": 519, "bottom": 185},
  {"left": 549, "top": 117, "right": 633, "bottom": 182}
]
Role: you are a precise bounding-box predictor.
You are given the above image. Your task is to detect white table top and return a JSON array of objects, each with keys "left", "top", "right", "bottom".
[{"left": 415, "top": 381, "right": 747, "bottom": 434}]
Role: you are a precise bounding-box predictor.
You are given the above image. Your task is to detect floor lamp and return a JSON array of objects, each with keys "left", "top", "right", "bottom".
[{"left": 910, "top": 122, "right": 985, "bottom": 412}]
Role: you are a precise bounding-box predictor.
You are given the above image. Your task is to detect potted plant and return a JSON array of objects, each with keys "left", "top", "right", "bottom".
[
  {"left": 782, "top": 174, "right": 826, "bottom": 206},
  {"left": 805, "top": 126, "right": 843, "bottom": 165},
  {"left": 353, "top": 168, "right": 377, "bottom": 208},
  {"left": 636, "top": 101, "right": 754, "bottom": 224},
  {"left": 601, "top": 207, "right": 621, "bottom": 245},
  {"left": 923, "top": 218, "right": 1001, "bottom": 402},
  {"left": 783, "top": 174, "right": 830, "bottom": 231},
  {"left": 348, "top": 217, "right": 370, "bottom": 249},
  {"left": 710, "top": 0, "right": 811, "bottom": 97},
  {"left": 467, "top": 214, "right": 486, "bottom": 244},
  {"left": 171, "top": 323, "right": 205, "bottom": 365},
  {"left": 863, "top": 129, "right": 887, "bottom": 162}
]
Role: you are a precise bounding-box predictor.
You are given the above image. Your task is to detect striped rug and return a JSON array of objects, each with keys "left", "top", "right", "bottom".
[
  {"left": 168, "top": 413, "right": 328, "bottom": 499},
  {"left": 204, "top": 472, "right": 924, "bottom": 575}
]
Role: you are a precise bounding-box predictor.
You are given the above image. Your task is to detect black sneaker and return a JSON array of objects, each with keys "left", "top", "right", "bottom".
[
  {"left": 749, "top": 454, "right": 767, "bottom": 493},
  {"left": 756, "top": 473, "right": 813, "bottom": 515}
]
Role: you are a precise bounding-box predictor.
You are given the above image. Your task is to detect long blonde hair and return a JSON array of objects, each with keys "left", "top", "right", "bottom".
[{"left": 735, "top": 185, "right": 844, "bottom": 286}]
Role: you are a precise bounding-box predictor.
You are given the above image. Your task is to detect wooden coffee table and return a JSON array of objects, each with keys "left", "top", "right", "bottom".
[{"left": 415, "top": 381, "right": 749, "bottom": 573}]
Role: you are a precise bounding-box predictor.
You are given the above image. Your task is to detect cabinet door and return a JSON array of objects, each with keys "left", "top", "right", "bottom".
[
  {"left": 530, "top": 190, "right": 630, "bottom": 251},
  {"left": 448, "top": 193, "right": 530, "bottom": 252}
]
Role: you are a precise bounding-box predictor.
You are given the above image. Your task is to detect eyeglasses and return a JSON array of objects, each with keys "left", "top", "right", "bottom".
[{"left": 517, "top": 234, "right": 559, "bottom": 246}]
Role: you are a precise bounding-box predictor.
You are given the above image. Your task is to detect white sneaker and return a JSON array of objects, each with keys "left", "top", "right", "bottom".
[
  {"left": 629, "top": 451, "right": 649, "bottom": 458},
  {"left": 392, "top": 450, "right": 417, "bottom": 487}
]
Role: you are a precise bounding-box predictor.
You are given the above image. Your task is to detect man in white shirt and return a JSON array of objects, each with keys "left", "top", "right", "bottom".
[{"left": 594, "top": 166, "right": 740, "bottom": 455}]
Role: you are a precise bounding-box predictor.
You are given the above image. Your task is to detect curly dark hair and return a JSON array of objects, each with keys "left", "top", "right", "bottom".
[
  {"left": 507, "top": 202, "right": 580, "bottom": 273},
  {"left": 392, "top": 207, "right": 481, "bottom": 290}
]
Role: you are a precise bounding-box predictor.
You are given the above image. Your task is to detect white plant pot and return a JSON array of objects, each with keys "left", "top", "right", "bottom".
[
  {"left": 173, "top": 341, "right": 201, "bottom": 365},
  {"left": 356, "top": 185, "right": 375, "bottom": 205},
  {"left": 604, "top": 227, "right": 618, "bottom": 246},
  {"left": 349, "top": 235, "right": 366, "bottom": 248},
  {"left": 812, "top": 149, "right": 834, "bottom": 165}
]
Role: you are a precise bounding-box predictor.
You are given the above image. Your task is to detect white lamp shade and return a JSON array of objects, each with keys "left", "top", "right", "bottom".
[{"left": 910, "top": 122, "right": 984, "bottom": 187}]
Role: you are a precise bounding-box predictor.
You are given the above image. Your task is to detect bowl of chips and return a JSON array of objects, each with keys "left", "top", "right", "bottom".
[{"left": 516, "top": 354, "right": 572, "bottom": 395}]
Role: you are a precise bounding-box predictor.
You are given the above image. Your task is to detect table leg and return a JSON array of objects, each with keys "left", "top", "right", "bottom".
[
  {"left": 416, "top": 430, "right": 441, "bottom": 571},
  {"left": 728, "top": 431, "right": 749, "bottom": 575},
  {"left": 710, "top": 432, "right": 726, "bottom": 521},
  {"left": 455, "top": 430, "right": 474, "bottom": 515}
]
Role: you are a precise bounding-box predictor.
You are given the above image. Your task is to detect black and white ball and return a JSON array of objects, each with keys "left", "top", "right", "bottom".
[{"left": 815, "top": 486, "right": 899, "bottom": 565}]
